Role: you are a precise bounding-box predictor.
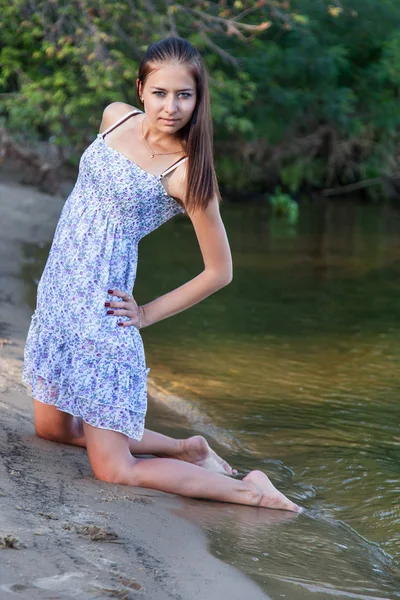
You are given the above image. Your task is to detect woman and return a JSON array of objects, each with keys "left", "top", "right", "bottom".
[{"left": 22, "top": 37, "right": 301, "bottom": 512}]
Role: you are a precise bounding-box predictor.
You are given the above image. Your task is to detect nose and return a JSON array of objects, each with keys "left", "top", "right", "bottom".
[{"left": 164, "top": 94, "right": 178, "bottom": 115}]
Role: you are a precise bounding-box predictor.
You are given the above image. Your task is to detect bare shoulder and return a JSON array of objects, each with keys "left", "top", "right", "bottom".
[{"left": 99, "top": 102, "right": 142, "bottom": 133}]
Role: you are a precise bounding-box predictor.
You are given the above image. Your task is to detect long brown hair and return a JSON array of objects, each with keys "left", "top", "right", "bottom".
[{"left": 136, "top": 37, "right": 220, "bottom": 212}]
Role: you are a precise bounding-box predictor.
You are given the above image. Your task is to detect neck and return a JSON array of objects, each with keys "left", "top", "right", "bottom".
[{"left": 143, "top": 117, "right": 181, "bottom": 151}]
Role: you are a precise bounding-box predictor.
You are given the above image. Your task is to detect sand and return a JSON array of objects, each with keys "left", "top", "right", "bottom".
[{"left": 0, "top": 172, "right": 268, "bottom": 599}]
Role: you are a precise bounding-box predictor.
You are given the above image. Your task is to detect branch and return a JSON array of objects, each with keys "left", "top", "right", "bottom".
[
  {"left": 197, "top": 24, "right": 239, "bottom": 67},
  {"left": 141, "top": 0, "right": 157, "bottom": 13},
  {"left": 112, "top": 23, "right": 143, "bottom": 59},
  {"left": 322, "top": 178, "right": 382, "bottom": 197},
  {"left": 166, "top": 0, "right": 178, "bottom": 36},
  {"left": 175, "top": 2, "right": 271, "bottom": 36},
  {"left": 232, "top": 4, "right": 267, "bottom": 23},
  {"left": 76, "top": 0, "right": 109, "bottom": 62},
  {"left": 268, "top": 4, "right": 294, "bottom": 27}
]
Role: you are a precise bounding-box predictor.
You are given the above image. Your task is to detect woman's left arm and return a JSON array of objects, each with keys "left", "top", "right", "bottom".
[{"left": 140, "top": 197, "right": 232, "bottom": 328}]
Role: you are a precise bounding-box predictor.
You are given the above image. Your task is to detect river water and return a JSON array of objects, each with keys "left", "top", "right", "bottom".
[{"left": 22, "top": 199, "right": 400, "bottom": 599}]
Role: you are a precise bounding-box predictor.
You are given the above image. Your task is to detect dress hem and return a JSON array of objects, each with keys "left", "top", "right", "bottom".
[
  {"left": 22, "top": 373, "right": 146, "bottom": 442},
  {"left": 32, "top": 394, "right": 144, "bottom": 440}
]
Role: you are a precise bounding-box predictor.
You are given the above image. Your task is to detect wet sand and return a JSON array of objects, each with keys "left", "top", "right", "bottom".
[{"left": 0, "top": 173, "right": 268, "bottom": 599}]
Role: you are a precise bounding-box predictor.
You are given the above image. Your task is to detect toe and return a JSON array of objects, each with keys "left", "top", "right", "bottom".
[
  {"left": 280, "top": 494, "right": 302, "bottom": 513},
  {"left": 222, "top": 461, "right": 233, "bottom": 475},
  {"left": 221, "top": 460, "right": 239, "bottom": 477}
]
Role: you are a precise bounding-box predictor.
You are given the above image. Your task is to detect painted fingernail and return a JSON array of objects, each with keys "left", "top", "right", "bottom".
[
  {"left": 117, "top": 322, "right": 123, "bottom": 326},
  {"left": 108, "top": 289, "right": 114, "bottom": 294},
  {"left": 106, "top": 310, "right": 114, "bottom": 315},
  {"left": 104, "top": 302, "right": 110, "bottom": 307}
]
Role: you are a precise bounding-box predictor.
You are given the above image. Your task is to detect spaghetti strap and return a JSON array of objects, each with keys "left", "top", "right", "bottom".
[
  {"left": 101, "top": 109, "right": 142, "bottom": 138},
  {"left": 160, "top": 156, "right": 188, "bottom": 179}
]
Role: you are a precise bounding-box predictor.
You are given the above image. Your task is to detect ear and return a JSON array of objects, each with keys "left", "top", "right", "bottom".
[{"left": 136, "top": 78, "right": 143, "bottom": 101}]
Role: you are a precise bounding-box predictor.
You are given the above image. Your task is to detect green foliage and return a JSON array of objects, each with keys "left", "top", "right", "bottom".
[
  {"left": 269, "top": 187, "right": 299, "bottom": 225},
  {"left": 280, "top": 159, "right": 325, "bottom": 194},
  {"left": 0, "top": 0, "right": 261, "bottom": 155},
  {"left": 1, "top": 0, "right": 400, "bottom": 195}
]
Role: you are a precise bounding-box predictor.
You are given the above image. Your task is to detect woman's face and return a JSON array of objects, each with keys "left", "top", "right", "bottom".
[{"left": 138, "top": 62, "right": 197, "bottom": 134}]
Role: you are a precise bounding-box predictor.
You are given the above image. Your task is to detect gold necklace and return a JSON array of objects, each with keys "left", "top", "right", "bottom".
[{"left": 141, "top": 117, "right": 183, "bottom": 159}]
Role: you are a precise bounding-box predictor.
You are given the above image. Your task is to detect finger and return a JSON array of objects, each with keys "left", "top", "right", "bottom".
[
  {"left": 107, "top": 287, "right": 131, "bottom": 299},
  {"left": 106, "top": 301, "right": 128, "bottom": 309},
  {"left": 117, "top": 319, "right": 139, "bottom": 327},
  {"left": 108, "top": 288, "right": 123, "bottom": 296},
  {"left": 111, "top": 288, "right": 132, "bottom": 301},
  {"left": 106, "top": 309, "right": 131, "bottom": 316}
]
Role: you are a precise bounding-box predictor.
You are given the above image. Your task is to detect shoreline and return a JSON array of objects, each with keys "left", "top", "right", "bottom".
[{"left": 0, "top": 174, "right": 268, "bottom": 599}]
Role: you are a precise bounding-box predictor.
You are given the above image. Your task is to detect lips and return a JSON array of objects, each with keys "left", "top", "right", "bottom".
[{"left": 162, "top": 118, "right": 178, "bottom": 124}]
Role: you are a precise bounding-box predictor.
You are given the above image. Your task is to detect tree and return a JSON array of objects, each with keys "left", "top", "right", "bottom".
[{"left": 2, "top": 1, "right": 400, "bottom": 197}]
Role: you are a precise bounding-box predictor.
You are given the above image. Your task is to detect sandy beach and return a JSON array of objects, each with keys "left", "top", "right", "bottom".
[{"left": 0, "top": 170, "right": 268, "bottom": 600}]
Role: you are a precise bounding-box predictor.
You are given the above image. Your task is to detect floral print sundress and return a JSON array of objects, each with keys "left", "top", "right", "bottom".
[{"left": 22, "top": 110, "right": 187, "bottom": 440}]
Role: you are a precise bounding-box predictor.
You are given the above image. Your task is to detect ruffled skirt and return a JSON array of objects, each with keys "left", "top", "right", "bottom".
[{"left": 22, "top": 311, "right": 149, "bottom": 440}]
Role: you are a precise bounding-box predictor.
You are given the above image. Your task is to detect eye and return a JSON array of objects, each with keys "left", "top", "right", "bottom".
[
  {"left": 153, "top": 91, "right": 165, "bottom": 96},
  {"left": 179, "top": 93, "right": 192, "bottom": 98}
]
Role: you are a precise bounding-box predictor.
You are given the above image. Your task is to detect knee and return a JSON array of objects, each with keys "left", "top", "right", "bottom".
[
  {"left": 92, "top": 466, "right": 134, "bottom": 486},
  {"left": 93, "top": 467, "right": 123, "bottom": 485},
  {"left": 90, "top": 458, "right": 140, "bottom": 487},
  {"left": 33, "top": 401, "right": 75, "bottom": 444}
]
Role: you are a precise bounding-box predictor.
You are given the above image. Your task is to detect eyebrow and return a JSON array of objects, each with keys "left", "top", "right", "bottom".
[{"left": 150, "top": 86, "right": 194, "bottom": 92}]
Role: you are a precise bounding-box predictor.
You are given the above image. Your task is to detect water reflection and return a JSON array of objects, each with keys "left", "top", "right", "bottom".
[
  {"left": 21, "top": 199, "right": 400, "bottom": 599},
  {"left": 175, "top": 499, "right": 398, "bottom": 599}
]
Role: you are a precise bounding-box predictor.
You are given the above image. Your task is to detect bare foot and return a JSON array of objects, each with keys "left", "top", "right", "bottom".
[
  {"left": 175, "top": 436, "right": 237, "bottom": 476},
  {"left": 244, "top": 470, "right": 302, "bottom": 513}
]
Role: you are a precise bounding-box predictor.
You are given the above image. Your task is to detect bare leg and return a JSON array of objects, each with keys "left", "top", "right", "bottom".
[
  {"left": 33, "top": 400, "right": 236, "bottom": 474},
  {"left": 140, "top": 431, "right": 236, "bottom": 476},
  {"left": 83, "top": 422, "right": 301, "bottom": 512}
]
